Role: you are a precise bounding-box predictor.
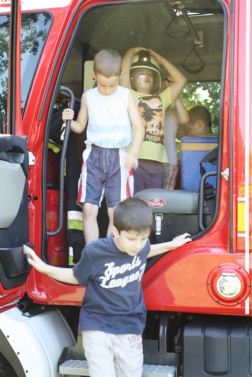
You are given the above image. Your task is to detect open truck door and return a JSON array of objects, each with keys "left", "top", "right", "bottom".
[{"left": 0, "top": 0, "right": 31, "bottom": 308}]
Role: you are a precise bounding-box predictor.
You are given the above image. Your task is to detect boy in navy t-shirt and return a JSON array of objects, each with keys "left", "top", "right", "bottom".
[{"left": 24, "top": 197, "right": 191, "bottom": 377}]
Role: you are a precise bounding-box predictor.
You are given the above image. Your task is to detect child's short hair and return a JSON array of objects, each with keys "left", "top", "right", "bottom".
[
  {"left": 94, "top": 49, "right": 122, "bottom": 78},
  {"left": 189, "top": 106, "right": 212, "bottom": 129},
  {"left": 114, "top": 197, "right": 153, "bottom": 234}
]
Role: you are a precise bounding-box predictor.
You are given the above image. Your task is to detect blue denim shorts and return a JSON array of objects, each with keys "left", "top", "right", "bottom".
[
  {"left": 77, "top": 145, "right": 131, "bottom": 207},
  {"left": 133, "top": 159, "right": 164, "bottom": 194}
]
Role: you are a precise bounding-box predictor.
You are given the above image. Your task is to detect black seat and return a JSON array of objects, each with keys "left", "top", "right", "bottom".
[{"left": 134, "top": 189, "right": 212, "bottom": 243}]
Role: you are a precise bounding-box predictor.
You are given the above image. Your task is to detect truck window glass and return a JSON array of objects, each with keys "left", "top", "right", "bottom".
[{"left": 0, "top": 11, "right": 53, "bottom": 128}]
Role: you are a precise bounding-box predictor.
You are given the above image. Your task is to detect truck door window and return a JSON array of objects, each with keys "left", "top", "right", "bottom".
[{"left": 0, "top": 12, "right": 53, "bottom": 124}]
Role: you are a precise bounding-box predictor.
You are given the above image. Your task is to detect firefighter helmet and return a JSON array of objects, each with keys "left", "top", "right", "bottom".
[{"left": 130, "top": 50, "right": 161, "bottom": 92}]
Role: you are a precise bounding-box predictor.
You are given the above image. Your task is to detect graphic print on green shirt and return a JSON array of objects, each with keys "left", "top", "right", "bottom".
[{"left": 138, "top": 95, "right": 164, "bottom": 145}]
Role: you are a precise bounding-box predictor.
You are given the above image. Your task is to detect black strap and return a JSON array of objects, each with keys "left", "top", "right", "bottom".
[
  {"left": 183, "top": 45, "right": 205, "bottom": 74},
  {"left": 203, "top": 183, "right": 216, "bottom": 218},
  {"left": 165, "top": 11, "right": 191, "bottom": 42},
  {"left": 200, "top": 146, "right": 218, "bottom": 176}
]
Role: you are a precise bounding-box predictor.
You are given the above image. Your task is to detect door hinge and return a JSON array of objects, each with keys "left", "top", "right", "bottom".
[
  {"left": 221, "top": 168, "right": 229, "bottom": 181},
  {"left": 28, "top": 151, "right": 35, "bottom": 165}
]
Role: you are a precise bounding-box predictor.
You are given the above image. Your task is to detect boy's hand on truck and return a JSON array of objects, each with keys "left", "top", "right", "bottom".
[
  {"left": 148, "top": 233, "right": 191, "bottom": 258},
  {"left": 23, "top": 244, "right": 49, "bottom": 274},
  {"left": 23, "top": 245, "right": 79, "bottom": 284},
  {"left": 169, "top": 233, "right": 192, "bottom": 249},
  {"left": 172, "top": 233, "right": 192, "bottom": 244}
]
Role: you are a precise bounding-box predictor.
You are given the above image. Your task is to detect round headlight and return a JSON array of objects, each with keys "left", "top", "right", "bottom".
[
  {"left": 217, "top": 273, "right": 241, "bottom": 298},
  {"left": 207, "top": 263, "right": 250, "bottom": 306}
]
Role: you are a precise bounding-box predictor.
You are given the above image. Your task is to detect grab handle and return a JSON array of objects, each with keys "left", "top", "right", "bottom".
[
  {"left": 47, "top": 86, "right": 75, "bottom": 236},
  {"left": 198, "top": 171, "right": 217, "bottom": 231}
]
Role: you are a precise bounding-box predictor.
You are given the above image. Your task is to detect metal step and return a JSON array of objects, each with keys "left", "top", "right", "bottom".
[{"left": 59, "top": 359, "right": 177, "bottom": 376}]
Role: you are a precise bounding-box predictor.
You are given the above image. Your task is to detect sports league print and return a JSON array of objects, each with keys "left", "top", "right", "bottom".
[{"left": 99, "top": 255, "right": 146, "bottom": 289}]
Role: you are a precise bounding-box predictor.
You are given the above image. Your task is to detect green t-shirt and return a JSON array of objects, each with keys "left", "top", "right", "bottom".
[{"left": 130, "top": 87, "right": 172, "bottom": 163}]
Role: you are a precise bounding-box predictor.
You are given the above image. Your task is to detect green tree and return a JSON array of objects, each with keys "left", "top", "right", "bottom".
[
  {"left": 180, "top": 82, "right": 220, "bottom": 135},
  {"left": 0, "top": 12, "right": 52, "bottom": 118}
]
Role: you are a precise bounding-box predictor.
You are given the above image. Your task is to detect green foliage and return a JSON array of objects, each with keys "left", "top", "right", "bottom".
[
  {"left": 180, "top": 82, "right": 220, "bottom": 135},
  {"left": 0, "top": 13, "right": 52, "bottom": 117},
  {"left": 0, "top": 77, "right": 7, "bottom": 115}
]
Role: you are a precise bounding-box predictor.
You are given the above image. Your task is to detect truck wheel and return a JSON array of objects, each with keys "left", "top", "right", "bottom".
[{"left": 0, "top": 352, "right": 17, "bottom": 377}]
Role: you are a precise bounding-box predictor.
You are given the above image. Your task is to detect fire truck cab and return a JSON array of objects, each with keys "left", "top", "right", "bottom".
[{"left": 0, "top": 0, "right": 252, "bottom": 376}]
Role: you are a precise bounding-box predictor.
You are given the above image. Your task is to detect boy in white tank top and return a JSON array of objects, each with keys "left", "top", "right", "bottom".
[{"left": 62, "top": 49, "right": 144, "bottom": 244}]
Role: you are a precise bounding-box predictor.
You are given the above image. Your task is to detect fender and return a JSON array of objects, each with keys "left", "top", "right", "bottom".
[{"left": 0, "top": 307, "right": 75, "bottom": 377}]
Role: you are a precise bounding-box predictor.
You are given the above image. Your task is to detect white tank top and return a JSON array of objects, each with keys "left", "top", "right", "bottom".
[{"left": 86, "top": 86, "right": 132, "bottom": 148}]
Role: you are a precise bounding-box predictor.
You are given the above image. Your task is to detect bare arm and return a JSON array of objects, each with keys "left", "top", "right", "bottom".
[
  {"left": 125, "top": 92, "right": 145, "bottom": 170},
  {"left": 120, "top": 47, "right": 148, "bottom": 88},
  {"left": 147, "top": 233, "right": 191, "bottom": 258},
  {"left": 62, "top": 92, "right": 88, "bottom": 134},
  {"left": 149, "top": 49, "right": 187, "bottom": 102},
  {"left": 23, "top": 245, "right": 79, "bottom": 285},
  {"left": 173, "top": 98, "right": 189, "bottom": 125}
]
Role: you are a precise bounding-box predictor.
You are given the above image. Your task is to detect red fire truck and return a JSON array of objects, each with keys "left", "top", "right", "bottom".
[{"left": 0, "top": 0, "right": 251, "bottom": 376}]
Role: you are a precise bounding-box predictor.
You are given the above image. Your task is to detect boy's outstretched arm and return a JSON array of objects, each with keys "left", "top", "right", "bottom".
[
  {"left": 149, "top": 49, "right": 187, "bottom": 102},
  {"left": 125, "top": 92, "right": 145, "bottom": 170},
  {"left": 120, "top": 47, "right": 148, "bottom": 88},
  {"left": 147, "top": 233, "right": 192, "bottom": 259},
  {"left": 173, "top": 98, "right": 189, "bottom": 125},
  {"left": 23, "top": 245, "right": 79, "bottom": 285}
]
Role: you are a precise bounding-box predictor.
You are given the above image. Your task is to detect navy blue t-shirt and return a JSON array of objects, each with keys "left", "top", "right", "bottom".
[{"left": 73, "top": 234, "right": 150, "bottom": 335}]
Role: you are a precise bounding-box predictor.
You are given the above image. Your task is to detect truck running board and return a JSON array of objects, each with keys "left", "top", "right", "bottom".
[{"left": 59, "top": 360, "right": 177, "bottom": 376}]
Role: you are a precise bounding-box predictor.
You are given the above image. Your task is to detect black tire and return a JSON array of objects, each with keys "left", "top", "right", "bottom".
[{"left": 0, "top": 352, "right": 17, "bottom": 377}]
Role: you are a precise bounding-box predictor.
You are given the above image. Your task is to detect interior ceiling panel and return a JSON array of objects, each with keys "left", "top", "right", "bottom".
[{"left": 76, "top": 0, "right": 224, "bottom": 81}]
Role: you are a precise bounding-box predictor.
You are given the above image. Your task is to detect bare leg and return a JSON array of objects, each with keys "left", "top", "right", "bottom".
[
  {"left": 83, "top": 203, "right": 99, "bottom": 244},
  {"left": 107, "top": 206, "right": 115, "bottom": 237}
]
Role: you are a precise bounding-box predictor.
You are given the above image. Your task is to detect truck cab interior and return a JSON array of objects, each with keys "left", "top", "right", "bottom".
[{"left": 44, "top": 0, "right": 225, "bottom": 267}]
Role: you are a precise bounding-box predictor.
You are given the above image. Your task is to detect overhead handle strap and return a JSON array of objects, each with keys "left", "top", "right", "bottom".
[
  {"left": 183, "top": 45, "right": 205, "bottom": 74},
  {"left": 165, "top": 11, "right": 191, "bottom": 42}
]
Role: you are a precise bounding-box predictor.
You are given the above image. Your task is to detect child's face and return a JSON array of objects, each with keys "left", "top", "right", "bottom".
[
  {"left": 93, "top": 72, "right": 120, "bottom": 96},
  {"left": 131, "top": 68, "right": 154, "bottom": 93},
  {"left": 112, "top": 228, "right": 150, "bottom": 257}
]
